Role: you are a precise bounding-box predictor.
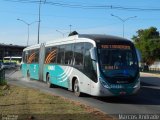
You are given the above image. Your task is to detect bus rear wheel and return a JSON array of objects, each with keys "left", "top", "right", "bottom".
[
  {"left": 27, "top": 71, "right": 30, "bottom": 80},
  {"left": 74, "top": 79, "right": 82, "bottom": 97},
  {"left": 46, "top": 74, "right": 54, "bottom": 88}
]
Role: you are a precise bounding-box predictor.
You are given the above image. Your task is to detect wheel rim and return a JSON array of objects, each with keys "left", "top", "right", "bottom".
[
  {"left": 47, "top": 75, "right": 50, "bottom": 84},
  {"left": 74, "top": 80, "right": 80, "bottom": 96},
  {"left": 74, "top": 81, "right": 79, "bottom": 92},
  {"left": 27, "top": 72, "right": 30, "bottom": 79}
]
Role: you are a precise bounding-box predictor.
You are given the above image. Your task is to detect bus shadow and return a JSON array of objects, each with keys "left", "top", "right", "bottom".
[{"left": 94, "top": 77, "right": 160, "bottom": 105}]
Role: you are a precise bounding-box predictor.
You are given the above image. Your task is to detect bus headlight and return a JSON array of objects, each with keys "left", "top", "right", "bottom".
[{"left": 99, "top": 77, "right": 109, "bottom": 88}]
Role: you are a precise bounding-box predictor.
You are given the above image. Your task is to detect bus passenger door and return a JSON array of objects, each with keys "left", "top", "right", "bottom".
[
  {"left": 83, "top": 43, "right": 95, "bottom": 95},
  {"left": 84, "top": 43, "right": 97, "bottom": 95}
]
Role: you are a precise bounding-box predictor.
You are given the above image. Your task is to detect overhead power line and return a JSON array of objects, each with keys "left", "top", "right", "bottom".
[
  {"left": 2, "top": 0, "right": 160, "bottom": 11},
  {"left": 3, "top": 0, "right": 110, "bottom": 9}
]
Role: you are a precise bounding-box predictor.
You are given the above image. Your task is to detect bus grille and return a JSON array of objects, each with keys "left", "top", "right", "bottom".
[{"left": 106, "top": 76, "right": 135, "bottom": 84}]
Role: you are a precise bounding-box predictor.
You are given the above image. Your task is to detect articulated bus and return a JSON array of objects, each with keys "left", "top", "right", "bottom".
[{"left": 21, "top": 34, "right": 140, "bottom": 97}]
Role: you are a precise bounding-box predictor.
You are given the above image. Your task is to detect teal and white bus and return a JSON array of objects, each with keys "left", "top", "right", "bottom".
[
  {"left": 21, "top": 34, "right": 140, "bottom": 96},
  {"left": 3, "top": 56, "right": 22, "bottom": 64}
]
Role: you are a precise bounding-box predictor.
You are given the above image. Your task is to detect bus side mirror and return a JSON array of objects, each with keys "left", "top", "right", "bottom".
[
  {"left": 90, "top": 48, "right": 97, "bottom": 61},
  {"left": 136, "top": 48, "right": 141, "bottom": 62}
]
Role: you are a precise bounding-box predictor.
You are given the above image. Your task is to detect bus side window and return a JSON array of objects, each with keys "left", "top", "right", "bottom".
[
  {"left": 50, "top": 47, "right": 57, "bottom": 63},
  {"left": 35, "top": 49, "right": 39, "bottom": 63},
  {"left": 74, "top": 43, "right": 84, "bottom": 66},
  {"left": 57, "top": 45, "right": 65, "bottom": 64},
  {"left": 27, "top": 51, "right": 30, "bottom": 63},
  {"left": 26, "top": 49, "right": 38, "bottom": 64},
  {"left": 45, "top": 47, "right": 51, "bottom": 64},
  {"left": 45, "top": 47, "right": 57, "bottom": 64},
  {"left": 64, "top": 44, "right": 73, "bottom": 65}
]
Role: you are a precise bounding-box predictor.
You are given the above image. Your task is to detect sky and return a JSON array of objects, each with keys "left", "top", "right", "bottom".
[{"left": 0, "top": 0, "right": 160, "bottom": 46}]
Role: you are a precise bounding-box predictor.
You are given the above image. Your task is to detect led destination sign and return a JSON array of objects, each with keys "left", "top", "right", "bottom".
[{"left": 101, "top": 45, "right": 131, "bottom": 49}]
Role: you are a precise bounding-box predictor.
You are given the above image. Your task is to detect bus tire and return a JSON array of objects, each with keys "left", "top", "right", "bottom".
[
  {"left": 27, "top": 71, "right": 30, "bottom": 80},
  {"left": 74, "top": 79, "right": 82, "bottom": 97},
  {"left": 46, "top": 74, "right": 54, "bottom": 88}
]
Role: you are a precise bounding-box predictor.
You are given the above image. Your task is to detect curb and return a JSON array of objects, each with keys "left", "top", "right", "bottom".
[{"left": 140, "top": 72, "right": 160, "bottom": 77}]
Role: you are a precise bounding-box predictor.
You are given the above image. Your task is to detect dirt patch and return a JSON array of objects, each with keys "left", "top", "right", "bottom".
[
  {"left": 0, "top": 85, "right": 116, "bottom": 120},
  {"left": 0, "top": 85, "right": 10, "bottom": 96}
]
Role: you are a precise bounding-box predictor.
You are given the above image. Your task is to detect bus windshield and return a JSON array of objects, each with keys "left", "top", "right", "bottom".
[{"left": 98, "top": 44, "right": 139, "bottom": 83}]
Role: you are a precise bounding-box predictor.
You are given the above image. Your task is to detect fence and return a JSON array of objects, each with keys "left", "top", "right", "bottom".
[{"left": 149, "top": 68, "right": 160, "bottom": 74}]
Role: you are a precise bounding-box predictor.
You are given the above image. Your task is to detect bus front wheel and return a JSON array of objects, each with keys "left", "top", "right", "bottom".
[{"left": 74, "top": 79, "right": 82, "bottom": 97}]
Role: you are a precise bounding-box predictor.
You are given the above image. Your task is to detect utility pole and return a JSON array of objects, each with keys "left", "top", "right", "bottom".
[
  {"left": 37, "top": 0, "right": 42, "bottom": 44},
  {"left": 69, "top": 25, "right": 72, "bottom": 33},
  {"left": 56, "top": 30, "right": 65, "bottom": 38},
  {"left": 17, "top": 19, "right": 37, "bottom": 46},
  {"left": 111, "top": 14, "right": 137, "bottom": 38}
]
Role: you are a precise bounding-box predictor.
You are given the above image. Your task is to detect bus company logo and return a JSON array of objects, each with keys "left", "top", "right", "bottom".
[{"left": 48, "top": 66, "right": 55, "bottom": 71}]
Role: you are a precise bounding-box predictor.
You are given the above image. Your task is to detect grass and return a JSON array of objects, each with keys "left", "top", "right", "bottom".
[
  {"left": 0, "top": 79, "right": 7, "bottom": 86},
  {"left": 0, "top": 85, "right": 115, "bottom": 120}
]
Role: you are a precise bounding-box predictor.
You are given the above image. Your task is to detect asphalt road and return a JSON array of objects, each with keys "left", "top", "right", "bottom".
[{"left": 5, "top": 69, "right": 160, "bottom": 115}]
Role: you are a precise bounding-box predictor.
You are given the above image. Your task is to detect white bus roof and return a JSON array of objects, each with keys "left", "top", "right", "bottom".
[
  {"left": 23, "top": 34, "right": 132, "bottom": 51},
  {"left": 23, "top": 44, "right": 40, "bottom": 51}
]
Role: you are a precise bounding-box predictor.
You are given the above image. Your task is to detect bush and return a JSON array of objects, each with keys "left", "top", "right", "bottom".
[
  {"left": 0, "top": 79, "right": 7, "bottom": 86},
  {"left": 0, "top": 69, "right": 6, "bottom": 86}
]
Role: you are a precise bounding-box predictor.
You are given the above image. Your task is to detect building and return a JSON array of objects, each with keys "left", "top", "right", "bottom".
[
  {"left": 150, "top": 61, "right": 160, "bottom": 69},
  {"left": 0, "top": 43, "right": 26, "bottom": 61}
]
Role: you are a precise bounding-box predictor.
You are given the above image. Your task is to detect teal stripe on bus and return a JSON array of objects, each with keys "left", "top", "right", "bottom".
[
  {"left": 22, "top": 63, "right": 39, "bottom": 80},
  {"left": 22, "top": 63, "right": 27, "bottom": 77},
  {"left": 29, "top": 64, "right": 39, "bottom": 80},
  {"left": 44, "top": 64, "right": 69, "bottom": 88}
]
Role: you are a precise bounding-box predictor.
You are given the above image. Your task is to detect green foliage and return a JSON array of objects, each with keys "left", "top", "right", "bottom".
[
  {"left": 132, "top": 27, "right": 160, "bottom": 65},
  {"left": 0, "top": 79, "right": 7, "bottom": 86},
  {"left": 0, "top": 69, "right": 6, "bottom": 86}
]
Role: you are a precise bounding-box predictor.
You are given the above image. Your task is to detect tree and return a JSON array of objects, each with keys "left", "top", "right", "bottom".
[{"left": 132, "top": 27, "right": 160, "bottom": 65}]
